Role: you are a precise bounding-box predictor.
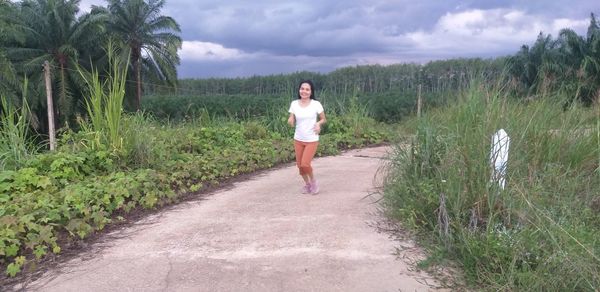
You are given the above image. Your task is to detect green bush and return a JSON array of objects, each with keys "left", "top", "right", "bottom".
[{"left": 142, "top": 94, "right": 288, "bottom": 121}]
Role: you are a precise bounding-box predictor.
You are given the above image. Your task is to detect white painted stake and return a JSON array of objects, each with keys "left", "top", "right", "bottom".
[{"left": 490, "top": 129, "right": 510, "bottom": 189}]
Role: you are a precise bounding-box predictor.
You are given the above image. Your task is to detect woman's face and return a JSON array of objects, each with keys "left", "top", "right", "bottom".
[{"left": 299, "top": 83, "right": 312, "bottom": 100}]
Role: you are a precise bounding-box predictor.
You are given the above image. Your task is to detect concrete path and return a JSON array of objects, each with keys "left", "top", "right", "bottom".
[{"left": 13, "top": 146, "right": 442, "bottom": 292}]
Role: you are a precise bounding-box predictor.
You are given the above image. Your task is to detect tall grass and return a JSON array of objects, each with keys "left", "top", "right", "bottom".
[
  {"left": 597, "top": 101, "right": 600, "bottom": 175},
  {"left": 0, "top": 84, "right": 35, "bottom": 170},
  {"left": 78, "top": 43, "right": 129, "bottom": 151},
  {"left": 383, "top": 83, "right": 600, "bottom": 290}
]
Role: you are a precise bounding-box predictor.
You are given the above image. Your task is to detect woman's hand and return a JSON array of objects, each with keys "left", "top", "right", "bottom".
[
  {"left": 313, "top": 122, "right": 321, "bottom": 134},
  {"left": 314, "top": 112, "right": 326, "bottom": 134}
]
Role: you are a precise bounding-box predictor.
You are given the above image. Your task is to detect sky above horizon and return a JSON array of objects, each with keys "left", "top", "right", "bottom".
[{"left": 80, "top": 0, "right": 600, "bottom": 79}]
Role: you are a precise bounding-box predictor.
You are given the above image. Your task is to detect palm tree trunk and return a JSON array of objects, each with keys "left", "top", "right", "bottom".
[
  {"left": 136, "top": 59, "right": 142, "bottom": 111},
  {"left": 59, "top": 61, "right": 69, "bottom": 125}
]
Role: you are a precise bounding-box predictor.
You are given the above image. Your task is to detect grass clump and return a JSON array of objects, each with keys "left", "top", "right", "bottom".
[
  {"left": 383, "top": 83, "right": 600, "bottom": 290},
  {"left": 0, "top": 90, "right": 36, "bottom": 171}
]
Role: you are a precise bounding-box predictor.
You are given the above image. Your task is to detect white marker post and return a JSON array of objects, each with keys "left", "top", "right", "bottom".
[{"left": 490, "top": 129, "right": 510, "bottom": 189}]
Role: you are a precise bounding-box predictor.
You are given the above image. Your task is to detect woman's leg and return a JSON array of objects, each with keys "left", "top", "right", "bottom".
[
  {"left": 299, "top": 142, "right": 318, "bottom": 175},
  {"left": 294, "top": 140, "right": 310, "bottom": 184},
  {"left": 295, "top": 140, "right": 320, "bottom": 193},
  {"left": 300, "top": 142, "right": 319, "bottom": 192}
]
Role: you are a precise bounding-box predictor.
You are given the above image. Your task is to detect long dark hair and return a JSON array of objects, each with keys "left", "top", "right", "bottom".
[{"left": 297, "top": 80, "right": 316, "bottom": 100}]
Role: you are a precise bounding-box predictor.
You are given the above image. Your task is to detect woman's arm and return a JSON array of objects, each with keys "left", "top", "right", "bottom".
[
  {"left": 287, "top": 113, "right": 295, "bottom": 127},
  {"left": 314, "top": 111, "right": 326, "bottom": 133}
]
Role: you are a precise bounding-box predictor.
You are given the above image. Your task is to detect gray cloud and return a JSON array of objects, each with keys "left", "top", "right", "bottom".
[{"left": 81, "top": 0, "right": 600, "bottom": 78}]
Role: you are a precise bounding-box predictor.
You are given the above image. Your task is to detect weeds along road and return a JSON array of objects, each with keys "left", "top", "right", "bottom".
[{"left": 12, "top": 146, "right": 443, "bottom": 292}]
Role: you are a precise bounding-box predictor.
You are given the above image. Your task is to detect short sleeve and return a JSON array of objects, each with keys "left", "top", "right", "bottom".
[
  {"left": 288, "top": 101, "right": 294, "bottom": 113},
  {"left": 315, "top": 101, "right": 324, "bottom": 114}
]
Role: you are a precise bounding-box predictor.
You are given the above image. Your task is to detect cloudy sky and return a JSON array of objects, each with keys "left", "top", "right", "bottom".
[{"left": 80, "top": 0, "right": 600, "bottom": 79}]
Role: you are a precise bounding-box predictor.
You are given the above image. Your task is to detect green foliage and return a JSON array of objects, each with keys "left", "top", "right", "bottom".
[
  {"left": 507, "top": 13, "right": 600, "bottom": 105},
  {"left": 0, "top": 93, "right": 35, "bottom": 171},
  {"left": 3, "top": 0, "right": 108, "bottom": 127},
  {"left": 1, "top": 0, "right": 180, "bottom": 130},
  {"left": 153, "top": 59, "right": 503, "bottom": 98},
  {"left": 143, "top": 89, "right": 433, "bottom": 126},
  {"left": 99, "top": 0, "right": 182, "bottom": 110},
  {"left": 141, "top": 59, "right": 504, "bottom": 134},
  {"left": 142, "top": 94, "right": 289, "bottom": 121},
  {"left": 383, "top": 83, "right": 600, "bottom": 290},
  {"left": 78, "top": 43, "right": 129, "bottom": 152},
  {"left": 359, "top": 90, "right": 416, "bottom": 122}
]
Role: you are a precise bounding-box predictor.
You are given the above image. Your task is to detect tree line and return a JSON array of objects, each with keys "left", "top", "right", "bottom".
[{"left": 149, "top": 59, "right": 506, "bottom": 97}]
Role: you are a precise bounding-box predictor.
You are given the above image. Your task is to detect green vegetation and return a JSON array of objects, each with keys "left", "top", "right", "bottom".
[
  {"left": 160, "top": 59, "right": 504, "bottom": 97},
  {"left": 0, "top": 95, "right": 34, "bottom": 171},
  {"left": 143, "top": 94, "right": 288, "bottom": 121},
  {"left": 143, "top": 86, "right": 458, "bottom": 124},
  {"left": 2, "top": 0, "right": 107, "bottom": 126},
  {"left": 0, "top": 0, "right": 181, "bottom": 133},
  {"left": 99, "top": 0, "right": 182, "bottom": 110},
  {"left": 78, "top": 43, "right": 129, "bottom": 152},
  {"left": 507, "top": 13, "right": 600, "bottom": 105},
  {"left": 383, "top": 84, "right": 599, "bottom": 290}
]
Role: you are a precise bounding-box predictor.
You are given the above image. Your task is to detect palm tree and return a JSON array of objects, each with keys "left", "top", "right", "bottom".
[
  {"left": 558, "top": 13, "right": 600, "bottom": 104},
  {"left": 506, "top": 32, "right": 561, "bottom": 97},
  {"left": 4, "top": 0, "right": 108, "bottom": 126},
  {"left": 0, "top": 0, "right": 22, "bottom": 103},
  {"left": 101, "top": 0, "right": 182, "bottom": 111}
]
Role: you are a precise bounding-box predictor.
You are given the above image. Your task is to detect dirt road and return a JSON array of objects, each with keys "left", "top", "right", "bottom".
[{"left": 13, "top": 146, "right": 442, "bottom": 292}]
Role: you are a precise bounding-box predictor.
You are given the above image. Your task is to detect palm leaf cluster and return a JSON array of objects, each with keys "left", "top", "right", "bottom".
[
  {"left": 0, "top": 0, "right": 181, "bottom": 133},
  {"left": 507, "top": 13, "right": 600, "bottom": 104}
]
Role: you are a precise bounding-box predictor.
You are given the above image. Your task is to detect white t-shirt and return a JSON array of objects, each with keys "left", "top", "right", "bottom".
[{"left": 288, "top": 99, "right": 324, "bottom": 142}]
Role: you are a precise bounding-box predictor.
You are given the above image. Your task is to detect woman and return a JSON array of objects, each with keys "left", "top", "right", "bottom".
[{"left": 287, "top": 80, "right": 326, "bottom": 194}]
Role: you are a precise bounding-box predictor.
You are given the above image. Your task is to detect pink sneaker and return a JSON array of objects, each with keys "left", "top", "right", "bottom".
[
  {"left": 302, "top": 183, "right": 311, "bottom": 194},
  {"left": 310, "top": 180, "right": 319, "bottom": 195}
]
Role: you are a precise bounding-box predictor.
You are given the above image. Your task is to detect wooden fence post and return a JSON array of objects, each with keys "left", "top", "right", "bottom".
[{"left": 417, "top": 84, "right": 422, "bottom": 118}]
